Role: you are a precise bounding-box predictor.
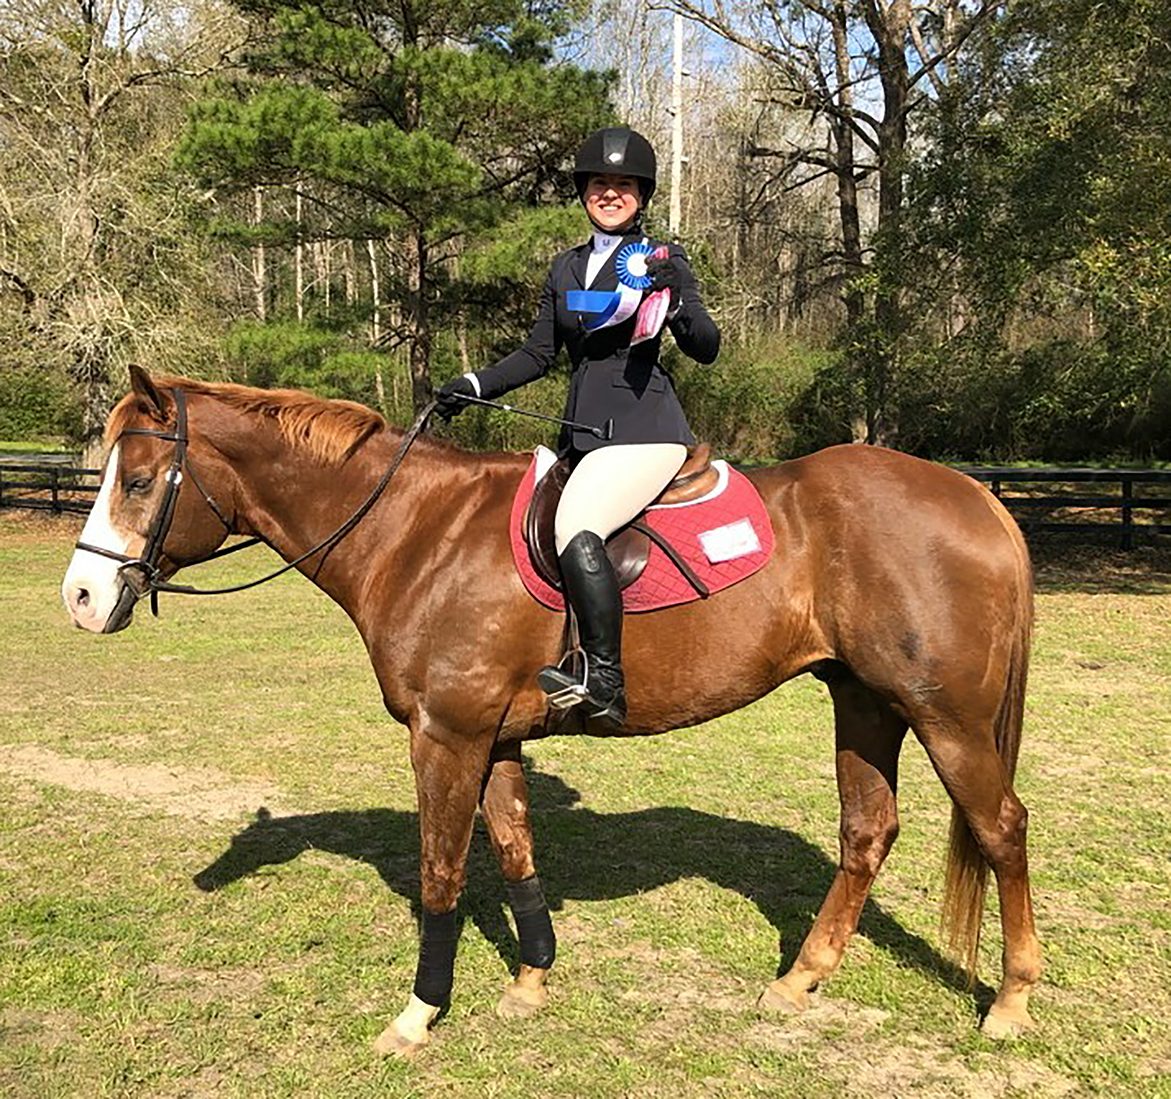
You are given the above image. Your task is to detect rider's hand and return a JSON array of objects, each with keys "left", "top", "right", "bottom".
[
  {"left": 435, "top": 376, "right": 476, "bottom": 420},
  {"left": 646, "top": 255, "right": 685, "bottom": 311}
]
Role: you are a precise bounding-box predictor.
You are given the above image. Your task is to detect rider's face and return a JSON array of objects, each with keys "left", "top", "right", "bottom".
[{"left": 584, "top": 174, "right": 642, "bottom": 233}]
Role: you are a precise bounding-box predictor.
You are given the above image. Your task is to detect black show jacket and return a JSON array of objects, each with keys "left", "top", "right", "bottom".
[{"left": 471, "top": 236, "right": 720, "bottom": 454}]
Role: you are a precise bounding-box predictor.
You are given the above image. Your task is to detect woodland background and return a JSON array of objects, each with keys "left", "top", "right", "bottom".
[{"left": 1, "top": 0, "right": 1168, "bottom": 465}]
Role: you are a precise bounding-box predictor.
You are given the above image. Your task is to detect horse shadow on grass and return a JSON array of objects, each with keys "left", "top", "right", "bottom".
[{"left": 193, "top": 763, "right": 990, "bottom": 1007}]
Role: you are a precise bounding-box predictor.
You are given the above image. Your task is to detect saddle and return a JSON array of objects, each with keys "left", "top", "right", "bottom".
[{"left": 524, "top": 444, "right": 720, "bottom": 595}]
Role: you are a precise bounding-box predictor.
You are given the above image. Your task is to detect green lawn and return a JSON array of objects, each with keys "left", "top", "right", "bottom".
[
  {"left": 2, "top": 513, "right": 1169, "bottom": 1097},
  {"left": 0, "top": 441, "right": 71, "bottom": 455}
]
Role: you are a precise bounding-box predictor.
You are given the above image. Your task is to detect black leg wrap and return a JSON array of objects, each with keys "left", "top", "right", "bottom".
[
  {"left": 412, "top": 907, "right": 459, "bottom": 1007},
  {"left": 506, "top": 875, "right": 556, "bottom": 969}
]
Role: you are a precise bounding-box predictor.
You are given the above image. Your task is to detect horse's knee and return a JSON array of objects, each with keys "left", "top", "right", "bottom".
[{"left": 420, "top": 862, "right": 467, "bottom": 912}]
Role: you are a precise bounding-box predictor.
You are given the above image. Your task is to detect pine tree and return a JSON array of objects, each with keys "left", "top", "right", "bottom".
[{"left": 180, "top": 0, "right": 612, "bottom": 410}]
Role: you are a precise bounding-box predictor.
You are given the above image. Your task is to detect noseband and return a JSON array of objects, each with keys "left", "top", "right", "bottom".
[{"left": 75, "top": 386, "right": 436, "bottom": 618}]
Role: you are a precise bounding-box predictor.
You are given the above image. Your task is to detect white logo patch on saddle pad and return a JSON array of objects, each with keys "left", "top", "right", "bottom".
[{"left": 698, "top": 518, "right": 763, "bottom": 563}]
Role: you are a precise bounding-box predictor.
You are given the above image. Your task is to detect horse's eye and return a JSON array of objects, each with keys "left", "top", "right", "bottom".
[{"left": 125, "top": 475, "right": 154, "bottom": 496}]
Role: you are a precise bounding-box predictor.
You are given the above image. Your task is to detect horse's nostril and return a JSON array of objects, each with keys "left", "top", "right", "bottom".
[{"left": 76, "top": 587, "right": 90, "bottom": 608}]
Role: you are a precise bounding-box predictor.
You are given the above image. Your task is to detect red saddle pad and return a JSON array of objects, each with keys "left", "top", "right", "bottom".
[{"left": 509, "top": 450, "right": 775, "bottom": 613}]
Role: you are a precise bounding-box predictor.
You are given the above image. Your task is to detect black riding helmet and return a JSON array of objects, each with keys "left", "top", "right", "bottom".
[{"left": 574, "top": 126, "right": 657, "bottom": 204}]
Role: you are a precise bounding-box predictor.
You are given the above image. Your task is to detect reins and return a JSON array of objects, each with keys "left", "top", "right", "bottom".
[{"left": 77, "top": 389, "right": 437, "bottom": 617}]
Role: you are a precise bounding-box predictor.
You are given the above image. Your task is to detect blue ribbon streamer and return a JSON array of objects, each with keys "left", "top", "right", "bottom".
[
  {"left": 567, "top": 290, "right": 622, "bottom": 330},
  {"left": 566, "top": 290, "right": 619, "bottom": 312}
]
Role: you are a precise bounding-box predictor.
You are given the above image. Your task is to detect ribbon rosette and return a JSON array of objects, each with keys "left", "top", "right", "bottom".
[{"left": 615, "top": 242, "right": 655, "bottom": 290}]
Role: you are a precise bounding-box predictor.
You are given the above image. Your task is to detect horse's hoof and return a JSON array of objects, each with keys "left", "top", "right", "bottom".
[
  {"left": 373, "top": 995, "right": 441, "bottom": 1057},
  {"left": 757, "top": 981, "right": 809, "bottom": 1015},
  {"left": 981, "top": 1005, "right": 1034, "bottom": 1040},
  {"left": 496, "top": 981, "right": 549, "bottom": 1019},
  {"left": 373, "top": 1023, "right": 429, "bottom": 1058}
]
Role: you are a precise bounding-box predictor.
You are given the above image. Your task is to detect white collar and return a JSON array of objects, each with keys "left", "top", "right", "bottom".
[{"left": 591, "top": 231, "right": 623, "bottom": 254}]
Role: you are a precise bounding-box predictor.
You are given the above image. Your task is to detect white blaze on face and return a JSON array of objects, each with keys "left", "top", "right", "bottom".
[{"left": 61, "top": 444, "right": 137, "bottom": 632}]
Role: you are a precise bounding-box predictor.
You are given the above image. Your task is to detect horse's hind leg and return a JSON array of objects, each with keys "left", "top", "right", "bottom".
[
  {"left": 479, "top": 740, "right": 555, "bottom": 1019},
  {"left": 761, "top": 672, "right": 907, "bottom": 1013},
  {"left": 915, "top": 716, "right": 1041, "bottom": 1038}
]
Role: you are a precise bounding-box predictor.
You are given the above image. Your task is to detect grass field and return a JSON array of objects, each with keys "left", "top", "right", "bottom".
[{"left": 2, "top": 513, "right": 1169, "bottom": 1098}]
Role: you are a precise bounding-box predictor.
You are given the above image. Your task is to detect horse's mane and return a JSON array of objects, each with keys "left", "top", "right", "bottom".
[{"left": 107, "top": 376, "right": 386, "bottom": 464}]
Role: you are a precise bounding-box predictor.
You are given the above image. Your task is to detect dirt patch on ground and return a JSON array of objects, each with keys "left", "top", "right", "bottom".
[
  {"left": 1137, "top": 1055, "right": 1171, "bottom": 1081},
  {"left": 0, "top": 511, "right": 82, "bottom": 544},
  {"left": 587, "top": 932, "right": 1082, "bottom": 1098},
  {"left": 0, "top": 1007, "right": 85, "bottom": 1051},
  {"left": 745, "top": 995, "right": 891, "bottom": 1054},
  {"left": 1031, "top": 540, "right": 1171, "bottom": 594},
  {"left": 830, "top": 1039, "right": 1080, "bottom": 1098},
  {"left": 747, "top": 1002, "right": 1078, "bottom": 1098},
  {"left": 0, "top": 744, "right": 297, "bottom": 821},
  {"left": 149, "top": 963, "right": 267, "bottom": 1003}
]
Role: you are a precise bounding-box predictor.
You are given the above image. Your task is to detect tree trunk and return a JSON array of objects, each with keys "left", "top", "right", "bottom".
[
  {"left": 366, "top": 239, "right": 381, "bottom": 343},
  {"left": 74, "top": 9, "right": 111, "bottom": 465},
  {"left": 315, "top": 241, "right": 330, "bottom": 315},
  {"left": 252, "top": 186, "right": 267, "bottom": 320},
  {"left": 406, "top": 229, "right": 431, "bottom": 412},
  {"left": 829, "top": 5, "right": 865, "bottom": 330},
  {"left": 294, "top": 184, "right": 304, "bottom": 322},
  {"left": 865, "top": 0, "right": 912, "bottom": 446},
  {"left": 829, "top": 2, "right": 869, "bottom": 442},
  {"left": 362, "top": 238, "right": 389, "bottom": 415},
  {"left": 343, "top": 239, "right": 356, "bottom": 307}
]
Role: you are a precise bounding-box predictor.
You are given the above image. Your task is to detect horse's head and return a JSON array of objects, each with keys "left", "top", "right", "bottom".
[{"left": 62, "top": 366, "right": 235, "bottom": 633}]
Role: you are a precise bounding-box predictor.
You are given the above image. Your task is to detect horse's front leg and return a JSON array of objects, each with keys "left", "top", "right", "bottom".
[
  {"left": 479, "top": 740, "right": 556, "bottom": 1019},
  {"left": 374, "top": 721, "right": 494, "bottom": 1057}
]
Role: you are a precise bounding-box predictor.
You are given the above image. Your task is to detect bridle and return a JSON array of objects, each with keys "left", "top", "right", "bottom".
[{"left": 75, "top": 385, "right": 435, "bottom": 619}]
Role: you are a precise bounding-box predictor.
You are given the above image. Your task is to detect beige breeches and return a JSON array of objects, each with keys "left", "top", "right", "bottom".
[{"left": 554, "top": 443, "right": 688, "bottom": 554}]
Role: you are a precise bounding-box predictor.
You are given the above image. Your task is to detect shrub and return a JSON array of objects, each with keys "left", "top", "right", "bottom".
[{"left": 0, "top": 367, "right": 80, "bottom": 441}]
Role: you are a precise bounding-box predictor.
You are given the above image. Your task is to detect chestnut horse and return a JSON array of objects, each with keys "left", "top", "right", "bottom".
[{"left": 62, "top": 368, "right": 1040, "bottom": 1055}]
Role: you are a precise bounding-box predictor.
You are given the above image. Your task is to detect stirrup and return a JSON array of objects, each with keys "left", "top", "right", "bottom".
[{"left": 537, "top": 648, "right": 589, "bottom": 711}]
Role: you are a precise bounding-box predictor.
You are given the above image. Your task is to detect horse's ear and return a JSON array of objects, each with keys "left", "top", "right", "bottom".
[{"left": 128, "top": 365, "right": 168, "bottom": 419}]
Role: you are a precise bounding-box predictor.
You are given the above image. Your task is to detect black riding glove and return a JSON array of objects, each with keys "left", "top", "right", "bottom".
[
  {"left": 435, "top": 376, "right": 476, "bottom": 420},
  {"left": 646, "top": 255, "right": 685, "bottom": 313}
]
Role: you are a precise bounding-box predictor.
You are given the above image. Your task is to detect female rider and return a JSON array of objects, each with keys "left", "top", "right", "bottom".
[{"left": 436, "top": 126, "right": 721, "bottom": 727}]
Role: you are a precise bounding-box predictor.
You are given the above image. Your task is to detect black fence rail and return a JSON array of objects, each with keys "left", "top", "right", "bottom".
[
  {"left": 2, "top": 459, "right": 1169, "bottom": 548},
  {"left": 960, "top": 467, "right": 1171, "bottom": 549},
  {"left": 0, "top": 462, "right": 100, "bottom": 515}
]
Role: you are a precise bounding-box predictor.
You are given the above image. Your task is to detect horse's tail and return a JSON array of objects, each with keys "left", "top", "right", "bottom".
[{"left": 940, "top": 508, "right": 1033, "bottom": 984}]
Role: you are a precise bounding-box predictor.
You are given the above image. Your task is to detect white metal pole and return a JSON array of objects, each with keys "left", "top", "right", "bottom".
[{"left": 669, "top": 10, "right": 684, "bottom": 237}]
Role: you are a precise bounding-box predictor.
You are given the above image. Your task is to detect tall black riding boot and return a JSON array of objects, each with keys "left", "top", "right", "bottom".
[{"left": 537, "top": 531, "right": 627, "bottom": 726}]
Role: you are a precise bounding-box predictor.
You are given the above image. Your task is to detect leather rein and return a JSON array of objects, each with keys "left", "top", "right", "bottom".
[{"left": 75, "top": 387, "right": 436, "bottom": 618}]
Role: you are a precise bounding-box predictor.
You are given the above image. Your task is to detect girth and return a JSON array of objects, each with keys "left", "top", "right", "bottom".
[{"left": 524, "top": 444, "right": 719, "bottom": 596}]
